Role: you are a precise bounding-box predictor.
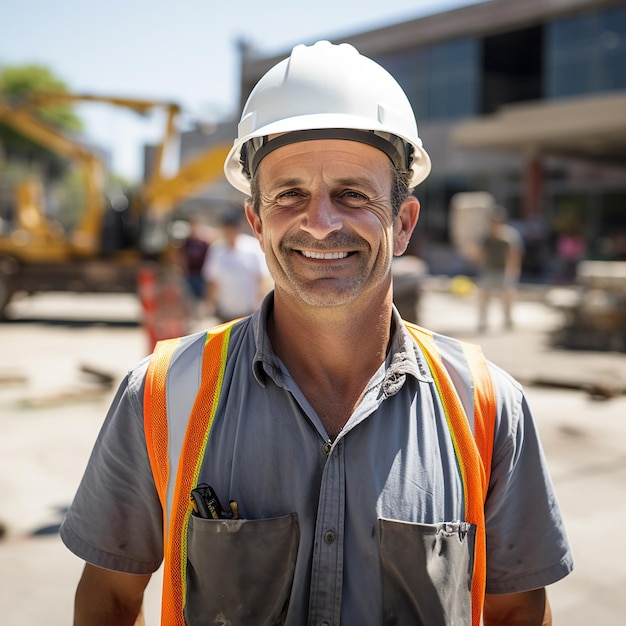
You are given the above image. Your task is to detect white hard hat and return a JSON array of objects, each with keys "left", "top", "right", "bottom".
[{"left": 224, "top": 40, "right": 431, "bottom": 195}]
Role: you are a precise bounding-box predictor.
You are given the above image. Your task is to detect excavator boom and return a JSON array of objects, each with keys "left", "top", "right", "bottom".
[{"left": 0, "top": 90, "right": 228, "bottom": 318}]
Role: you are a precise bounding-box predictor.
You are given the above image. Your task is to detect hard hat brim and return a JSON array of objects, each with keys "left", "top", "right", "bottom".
[{"left": 224, "top": 113, "right": 431, "bottom": 195}]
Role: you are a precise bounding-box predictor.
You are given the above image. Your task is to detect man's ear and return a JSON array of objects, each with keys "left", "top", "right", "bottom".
[
  {"left": 394, "top": 195, "right": 420, "bottom": 256},
  {"left": 245, "top": 202, "right": 264, "bottom": 251}
]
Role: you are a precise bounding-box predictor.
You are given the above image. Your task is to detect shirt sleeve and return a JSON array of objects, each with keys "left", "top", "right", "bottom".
[
  {"left": 60, "top": 359, "right": 164, "bottom": 575},
  {"left": 484, "top": 364, "right": 574, "bottom": 594}
]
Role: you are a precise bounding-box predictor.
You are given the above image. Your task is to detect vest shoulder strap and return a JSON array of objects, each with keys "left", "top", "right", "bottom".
[
  {"left": 404, "top": 321, "right": 496, "bottom": 491},
  {"left": 143, "top": 322, "right": 235, "bottom": 626},
  {"left": 404, "top": 321, "right": 496, "bottom": 626}
]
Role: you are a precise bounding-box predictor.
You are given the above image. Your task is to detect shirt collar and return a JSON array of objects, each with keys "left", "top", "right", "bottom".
[
  {"left": 386, "top": 306, "right": 433, "bottom": 385},
  {"left": 251, "top": 293, "right": 433, "bottom": 388},
  {"left": 251, "top": 293, "right": 281, "bottom": 387}
]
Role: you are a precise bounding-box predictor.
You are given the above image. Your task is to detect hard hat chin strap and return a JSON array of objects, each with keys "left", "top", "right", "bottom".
[{"left": 240, "top": 128, "right": 413, "bottom": 179}]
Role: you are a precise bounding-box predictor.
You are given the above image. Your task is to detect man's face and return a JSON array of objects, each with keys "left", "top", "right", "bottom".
[{"left": 245, "top": 139, "right": 418, "bottom": 308}]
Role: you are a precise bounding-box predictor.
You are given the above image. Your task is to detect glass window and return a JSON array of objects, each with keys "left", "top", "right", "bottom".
[
  {"left": 427, "top": 39, "right": 480, "bottom": 120},
  {"left": 376, "top": 38, "right": 479, "bottom": 122},
  {"left": 546, "top": 6, "right": 626, "bottom": 98}
]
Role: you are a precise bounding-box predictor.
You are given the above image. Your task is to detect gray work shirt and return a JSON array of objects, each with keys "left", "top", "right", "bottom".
[{"left": 61, "top": 297, "right": 573, "bottom": 625}]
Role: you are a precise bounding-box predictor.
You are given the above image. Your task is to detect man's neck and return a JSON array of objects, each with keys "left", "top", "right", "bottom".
[{"left": 268, "top": 292, "right": 394, "bottom": 418}]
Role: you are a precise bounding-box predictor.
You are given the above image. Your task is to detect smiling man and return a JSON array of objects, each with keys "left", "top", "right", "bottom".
[{"left": 61, "top": 41, "right": 573, "bottom": 626}]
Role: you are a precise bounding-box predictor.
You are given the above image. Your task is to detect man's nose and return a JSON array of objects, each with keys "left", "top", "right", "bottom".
[{"left": 300, "top": 194, "right": 343, "bottom": 239}]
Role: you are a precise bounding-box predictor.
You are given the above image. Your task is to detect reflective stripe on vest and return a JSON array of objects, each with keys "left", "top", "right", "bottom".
[{"left": 144, "top": 320, "right": 495, "bottom": 626}]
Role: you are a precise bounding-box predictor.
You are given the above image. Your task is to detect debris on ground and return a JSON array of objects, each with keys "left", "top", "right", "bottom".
[
  {"left": 18, "top": 363, "right": 117, "bottom": 408},
  {"left": 518, "top": 371, "right": 624, "bottom": 400},
  {"left": 0, "top": 370, "right": 28, "bottom": 386}
]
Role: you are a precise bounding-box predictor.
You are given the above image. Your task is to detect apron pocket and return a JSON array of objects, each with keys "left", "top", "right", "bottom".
[
  {"left": 379, "top": 518, "right": 475, "bottom": 626},
  {"left": 185, "top": 513, "right": 299, "bottom": 626}
]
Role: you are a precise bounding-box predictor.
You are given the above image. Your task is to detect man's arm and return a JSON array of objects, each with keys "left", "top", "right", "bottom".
[
  {"left": 74, "top": 563, "right": 152, "bottom": 626},
  {"left": 484, "top": 589, "right": 552, "bottom": 626}
]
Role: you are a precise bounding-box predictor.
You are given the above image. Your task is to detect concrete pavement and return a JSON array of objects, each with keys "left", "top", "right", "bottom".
[{"left": 1, "top": 288, "right": 625, "bottom": 624}]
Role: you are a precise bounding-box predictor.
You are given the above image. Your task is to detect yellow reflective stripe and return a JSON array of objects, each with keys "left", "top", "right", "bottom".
[{"left": 173, "top": 322, "right": 233, "bottom": 615}]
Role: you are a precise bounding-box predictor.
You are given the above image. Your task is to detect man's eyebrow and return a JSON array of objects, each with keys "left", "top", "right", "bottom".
[
  {"left": 270, "top": 177, "right": 304, "bottom": 190},
  {"left": 334, "top": 176, "right": 379, "bottom": 190},
  {"left": 265, "top": 175, "right": 385, "bottom": 195}
]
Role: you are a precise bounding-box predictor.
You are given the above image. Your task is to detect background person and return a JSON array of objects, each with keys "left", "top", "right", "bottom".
[
  {"left": 176, "top": 215, "right": 212, "bottom": 315},
  {"left": 201, "top": 208, "right": 271, "bottom": 322},
  {"left": 476, "top": 206, "right": 524, "bottom": 332},
  {"left": 60, "top": 41, "right": 572, "bottom": 626}
]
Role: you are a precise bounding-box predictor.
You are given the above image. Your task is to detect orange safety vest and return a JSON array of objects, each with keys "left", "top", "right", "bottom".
[{"left": 144, "top": 319, "right": 496, "bottom": 626}]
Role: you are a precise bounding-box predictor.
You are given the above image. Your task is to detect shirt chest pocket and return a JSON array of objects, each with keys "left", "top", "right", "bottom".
[
  {"left": 185, "top": 513, "right": 299, "bottom": 626},
  {"left": 379, "top": 518, "right": 476, "bottom": 626}
]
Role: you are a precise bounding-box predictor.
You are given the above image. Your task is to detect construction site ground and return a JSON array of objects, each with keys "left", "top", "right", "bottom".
[{"left": 1, "top": 282, "right": 625, "bottom": 625}]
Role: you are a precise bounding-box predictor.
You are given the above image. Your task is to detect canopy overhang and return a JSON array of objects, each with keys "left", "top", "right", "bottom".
[{"left": 451, "top": 92, "right": 626, "bottom": 162}]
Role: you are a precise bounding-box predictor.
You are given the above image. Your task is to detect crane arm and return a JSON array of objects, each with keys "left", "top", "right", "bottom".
[
  {"left": 142, "top": 144, "right": 231, "bottom": 215},
  {"left": 19, "top": 92, "right": 181, "bottom": 117},
  {"left": 0, "top": 101, "right": 102, "bottom": 165},
  {"left": 20, "top": 92, "right": 181, "bottom": 191}
]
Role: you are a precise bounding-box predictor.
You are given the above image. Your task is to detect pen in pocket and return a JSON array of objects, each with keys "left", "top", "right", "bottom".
[{"left": 190, "top": 483, "right": 239, "bottom": 519}]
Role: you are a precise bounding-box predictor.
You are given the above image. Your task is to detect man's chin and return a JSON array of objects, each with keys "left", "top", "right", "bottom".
[{"left": 289, "top": 279, "right": 363, "bottom": 308}]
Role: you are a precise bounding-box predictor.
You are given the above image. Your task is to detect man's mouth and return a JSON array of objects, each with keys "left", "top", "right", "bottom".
[{"left": 301, "top": 250, "right": 350, "bottom": 260}]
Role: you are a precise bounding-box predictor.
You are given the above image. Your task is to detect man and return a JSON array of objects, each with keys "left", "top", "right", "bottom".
[
  {"left": 61, "top": 41, "right": 573, "bottom": 625},
  {"left": 476, "top": 207, "right": 524, "bottom": 332},
  {"left": 202, "top": 208, "right": 271, "bottom": 322}
]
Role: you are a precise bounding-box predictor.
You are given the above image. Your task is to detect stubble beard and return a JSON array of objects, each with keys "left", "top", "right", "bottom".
[{"left": 268, "top": 232, "right": 392, "bottom": 308}]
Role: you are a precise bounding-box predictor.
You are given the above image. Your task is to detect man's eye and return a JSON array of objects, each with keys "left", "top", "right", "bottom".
[
  {"left": 340, "top": 190, "right": 368, "bottom": 206},
  {"left": 275, "top": 190, "right": 305, "bottom": 206}
]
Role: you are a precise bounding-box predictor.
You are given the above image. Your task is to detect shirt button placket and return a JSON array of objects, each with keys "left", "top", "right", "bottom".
[{"left": 310, "top": 438, "right": 344, "bottom": 625}]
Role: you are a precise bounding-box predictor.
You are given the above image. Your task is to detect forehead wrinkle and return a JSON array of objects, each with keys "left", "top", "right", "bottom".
[
  {"left": 273, "top": 176, "right": 305, "bottom": 189},
  {"left": 334, "top": 176, "right": 383, "bottom": 194}
]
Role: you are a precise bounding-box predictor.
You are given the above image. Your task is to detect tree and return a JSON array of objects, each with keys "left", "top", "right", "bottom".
[{"left": 0, "top": 64, "right": 83, "bottom": 178}]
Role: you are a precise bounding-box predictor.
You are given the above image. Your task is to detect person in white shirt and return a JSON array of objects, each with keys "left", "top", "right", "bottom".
[{"left": 202, "top": 209, "right": 271, "bottom": 321}]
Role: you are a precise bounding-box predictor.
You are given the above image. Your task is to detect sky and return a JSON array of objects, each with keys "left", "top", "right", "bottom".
[{"left": 1, "top": 0, "right": 479, "bottom": 181}]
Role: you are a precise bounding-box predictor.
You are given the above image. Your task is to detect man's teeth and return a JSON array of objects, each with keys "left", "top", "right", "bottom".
[{"left": 302, "top": 251, "right": 348, "bottom": 259}]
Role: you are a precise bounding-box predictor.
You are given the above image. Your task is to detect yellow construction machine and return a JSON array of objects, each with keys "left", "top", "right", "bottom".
[{"left": 0, "top": 92, "right": 230, "bottom": 317}]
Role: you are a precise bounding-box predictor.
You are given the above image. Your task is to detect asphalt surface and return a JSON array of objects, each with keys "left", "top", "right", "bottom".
[{"left": 1, "top": 286, "right": 625, "bottom": 625}]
